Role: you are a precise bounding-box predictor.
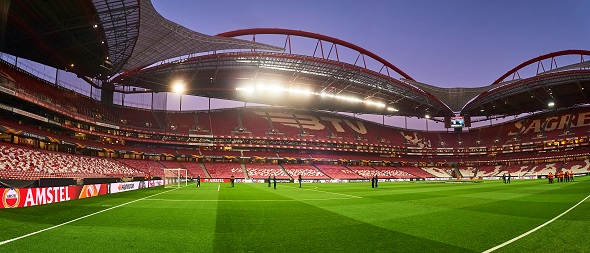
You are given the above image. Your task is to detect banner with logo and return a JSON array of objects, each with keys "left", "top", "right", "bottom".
[
  {"left": 147, "top": 179, "right": 164, "bottom": 188},
  {"left": 1, "top": 184, "right": 107, "bottom": 209},
  {"left": 203, "top": 178, "right": 229, "bottom": 183},
  {"left": 109, "top": 182, "right": 141, "bottom": 194}
]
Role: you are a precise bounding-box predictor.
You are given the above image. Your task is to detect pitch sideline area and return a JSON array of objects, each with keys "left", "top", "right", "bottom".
[{"left": 1, "top": 178, "right": 589, "bottom": 252}]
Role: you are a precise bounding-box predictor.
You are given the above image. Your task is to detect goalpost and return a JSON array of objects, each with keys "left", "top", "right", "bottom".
[{"left": 163, "top": 168, "right": 188, "bottom": 188}]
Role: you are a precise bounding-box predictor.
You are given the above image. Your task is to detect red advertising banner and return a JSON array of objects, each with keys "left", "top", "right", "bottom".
[
  {"left": 1, "top": 184, "right": 107, "bottom": 209},
  {"left": 203, "top": 179, "right": 230, "bottom": 183}
]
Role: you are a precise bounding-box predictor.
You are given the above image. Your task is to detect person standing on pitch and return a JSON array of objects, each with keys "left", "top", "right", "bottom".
[
  {"left": 371, "top": 175, "right": 375, "bottom": 188},
  {"left": 548, "top": 172, "right": 554, "bottom": 184},
  {"left": 273, "top": 175, "right": 277, "bottom": 189},
  {"left": 561, "top": 170, "right": 565, "bottom": 182},
  {"left": 298, "top": 174, "right": 302, "bottom": 188},
  {"left": 507, "top": 173, "right": 511, "bottom": 184},
  {"left": 268, "top": 176, "right": 271, "bottom": 187},
  {"left": 375, "top": 175, "right": 379, "bottom": 188},
  {"left": 196, "top": 175, "right": 201, "bottom": 188},
  {"left": 502, "top": 173, "right": 506, "bottom": 184},
  {"left": 230, "top": 175, "right": 235, "bottom": 188}
]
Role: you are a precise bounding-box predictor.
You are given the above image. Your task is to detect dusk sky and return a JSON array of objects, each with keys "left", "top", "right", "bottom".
[
  {"left": 153, "top": 0, "right": 590, "bottom": 88},
  {"left": 4, "top": 0, "right": 589, "bottom": 130}
]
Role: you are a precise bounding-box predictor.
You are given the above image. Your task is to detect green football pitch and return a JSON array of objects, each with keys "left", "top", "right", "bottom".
[{"left": 1, "top": 177, "right": 589, "bottom": 253}]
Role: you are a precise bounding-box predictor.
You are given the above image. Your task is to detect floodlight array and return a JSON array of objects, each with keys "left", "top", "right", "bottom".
[{"left": 236, "top": 85, "right": 398, "bottom": 112}]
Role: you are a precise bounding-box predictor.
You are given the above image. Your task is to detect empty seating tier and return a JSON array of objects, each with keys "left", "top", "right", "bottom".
[
  {"left": 314, "top": 165, "right": 362, "bottom": 179},
  {"left": 203, "top": 163, "right": 244, "bottom": 179},
  {"left": 282, "top": 164, "right": 330, "bottom": 179},
  {"left": 373, "top": 167, "right": 416, "bottom": 179},
  {"left": 244, "top": 164, "right": 290, "bottom": 179},
  {"left": 0, "top": 143, "right": 142, "bottom": 180}
]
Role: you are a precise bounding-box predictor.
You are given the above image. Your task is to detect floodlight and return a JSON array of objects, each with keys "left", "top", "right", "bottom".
[
  {"left": 238, "top": 86, "right": 255, "bottom": 93},
  {"left": 256, "top": 84, "right": 267, "bottom": 91},
  {"left": 320, "top": 92, "right": 335, "bottom": 98},
  {"left": 268, "top": 85, "right": 285, "bottom": 93},
  {"left": 172, "top": 82, "right": 185, "bottom": 94},
  {"left": 335, "top": 95, "right": 361, "bottom": 103},
  {"left": 288, "top": 87, "right": 311, "bottom": 95},
  {"left": 366, "top": 100, "right": 386, "bottom": 107},
  {"left": 548, "top": 102, "right": 555, "bottom": 107},
  {"left": 425, "top": 114, "right": 431, "bottom": 119}
]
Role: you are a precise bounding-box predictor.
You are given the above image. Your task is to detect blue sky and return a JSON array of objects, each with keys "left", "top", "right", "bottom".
[{"left": 153, "top": 0, "right": 590, "bottom": 88}]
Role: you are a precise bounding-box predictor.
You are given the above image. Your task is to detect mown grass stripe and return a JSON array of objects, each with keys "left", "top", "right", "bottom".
[
  {"left": 482, "top": 193, "right": 590, "bottom": 253},
  {"left": 283, "top": 185, "right": 363, "bottom": 198},
  {"left": 0, "top": 188, "right": 177, "bottom": 246}
]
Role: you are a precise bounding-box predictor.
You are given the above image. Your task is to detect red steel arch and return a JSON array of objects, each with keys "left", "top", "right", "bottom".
[
  {"left": 492, "top": 49, "right": 590, "bottom": 85},
  {"left": 217, "top": 28, "right": 415, "bottom": 82}
]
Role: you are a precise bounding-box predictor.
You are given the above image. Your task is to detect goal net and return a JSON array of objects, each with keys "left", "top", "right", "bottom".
[{"left": 163, "top": 168, "right": 188, "bottom": 188}]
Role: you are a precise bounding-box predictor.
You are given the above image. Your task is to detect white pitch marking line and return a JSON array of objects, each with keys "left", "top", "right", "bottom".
[
  {"left": 217, "top": 185, "right": 220, "bottom": 192},
  {"left": 0, "top": 188, "right": 178, "bottom": 246},
  {"left": 144, "top": 198, "right": 353, "bottom": 202},
  {"left": 482, "top": 193, "right": 590, "bottom": 253},
  {"left": 284, "top": 185, "right": 362, "bottom": 199}
]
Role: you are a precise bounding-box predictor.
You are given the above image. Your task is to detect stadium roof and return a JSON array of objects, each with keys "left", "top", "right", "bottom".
[
  {"left": 462, "top": 50, "right": 590, "bottom": 118},
  {"left": 1, "top": 1, "right": 590, "bottom": 119},
  {"left": 0, "top": 0, "right": 281, "bottom": 80},
  {"left": 113, "top": 28, "right": 454, "bottom": 117}
]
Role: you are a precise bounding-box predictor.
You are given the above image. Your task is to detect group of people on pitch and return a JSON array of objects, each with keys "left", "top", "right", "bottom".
[
  {"left": 501, "top": 173, "right": 511, "bottom": 184},
  {"left": 194, "top": 175, "right": 305, "bottom": 189},
  {"left": 267, "top": 176, "right": 277, "bottom": 189},
  {"left": 547, "top": 170, "right": 574, "bottom": 184},
  {"left": 371, "top": 175, "right": 378, "bottom": 188}
]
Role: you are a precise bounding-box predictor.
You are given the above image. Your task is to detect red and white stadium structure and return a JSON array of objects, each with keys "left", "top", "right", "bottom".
[{"left": 1, "top": 0, "right": 590, "bottom": 185}]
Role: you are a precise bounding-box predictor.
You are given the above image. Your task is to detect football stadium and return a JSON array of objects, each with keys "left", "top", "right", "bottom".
[{"left": 1, "top": 1, "right": 590, "bottom": 252}]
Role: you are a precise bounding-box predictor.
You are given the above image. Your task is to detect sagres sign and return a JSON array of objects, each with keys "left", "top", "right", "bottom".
[{"left": 508, "top": 112, "right": 590, "bottom": 136}]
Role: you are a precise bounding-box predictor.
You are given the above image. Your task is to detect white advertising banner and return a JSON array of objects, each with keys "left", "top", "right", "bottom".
[
  {"left": 109, "top": 182, "right": 141, "bottom": 194},
  {"left": 147, "top": 179, "right": 164, "bottom": 187}
]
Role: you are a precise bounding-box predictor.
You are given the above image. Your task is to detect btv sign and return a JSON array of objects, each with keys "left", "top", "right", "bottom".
[{"left": 254, "top": 111, "right": 368, "bottom": 134}]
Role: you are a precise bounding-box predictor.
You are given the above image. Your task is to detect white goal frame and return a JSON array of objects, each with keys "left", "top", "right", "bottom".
[{"left": 163, "top": 168, "right": 188, "bottom": 188}]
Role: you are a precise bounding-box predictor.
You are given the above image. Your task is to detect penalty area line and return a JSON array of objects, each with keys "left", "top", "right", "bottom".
[
  {"left": 482, "top": 193, "right": 590, "bottom": 253},
  {"left": 0, "top": 188, "right": 178, "bottom": 246}
]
